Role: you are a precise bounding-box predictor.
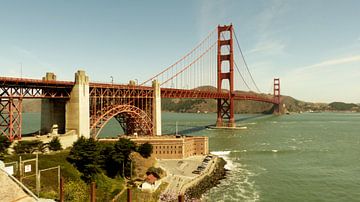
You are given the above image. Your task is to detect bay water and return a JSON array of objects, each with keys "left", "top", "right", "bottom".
[{"left": 22, "top": 112, "right": 360, "bottom": 201}]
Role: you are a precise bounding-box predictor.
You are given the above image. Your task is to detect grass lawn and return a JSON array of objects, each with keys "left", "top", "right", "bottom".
[{"left": 4, "top": 149, "right": 124, "bottom": 201}]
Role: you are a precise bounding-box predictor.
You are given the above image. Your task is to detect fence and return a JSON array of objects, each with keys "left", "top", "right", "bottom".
[
  {"left": 4, "top": 154, "right": 62, "bottom": 200},
  {"left": 37, "top": 166, "right": 61, "bottom": 198},
  {"left": 4, "top": 161, "right": 18, "bottom": 176},
  {"left": 19, "top": 155, "right": 38, "bottom": 192}
]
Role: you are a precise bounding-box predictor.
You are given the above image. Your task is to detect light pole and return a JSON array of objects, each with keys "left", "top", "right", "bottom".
[
  {"left": 110, "top": 76, "right": 114, "bottom": 85},
  {"left": 20, "top": 62, "right": 22, "bottom": 78}
]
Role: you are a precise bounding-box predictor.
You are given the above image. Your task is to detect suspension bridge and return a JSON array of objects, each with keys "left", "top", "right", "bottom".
[{"left": 0, "top": 24, "right": 280, "bottom": 141}]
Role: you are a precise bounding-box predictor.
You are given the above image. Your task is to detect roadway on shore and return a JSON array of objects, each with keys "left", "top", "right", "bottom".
[{"left": 156, "top": 155, "right": 217, "bottom": 196}]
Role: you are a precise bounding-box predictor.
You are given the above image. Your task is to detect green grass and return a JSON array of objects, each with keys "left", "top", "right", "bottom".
[{"left": 4, "top": 150, "right": 125, "bottom": 201}]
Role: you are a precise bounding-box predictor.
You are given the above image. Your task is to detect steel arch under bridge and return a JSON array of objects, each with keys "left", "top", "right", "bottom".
[{"left": 90, "top": 104, "right": 153, "bottom": 138}]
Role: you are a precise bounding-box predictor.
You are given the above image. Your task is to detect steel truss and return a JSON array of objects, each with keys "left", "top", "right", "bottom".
[
  {"left": 89, "top": 85, "right": 154, "bottom": 137},
  {"left": 0, "top": 77, "right": 72, "bottom": 99},
  {"left": 90, "top": 105, "right": 153, "bottom": 138},
  {"left": 0, "top": 98, "right": 22, "bottom": 141}
]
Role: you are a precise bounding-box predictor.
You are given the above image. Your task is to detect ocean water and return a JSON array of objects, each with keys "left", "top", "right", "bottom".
[
  {"left": 21, "top": 112, "right": 360, "bottom": 201},
  {"left": 161, "top": 112, "right": 360, "bottom": 201}
]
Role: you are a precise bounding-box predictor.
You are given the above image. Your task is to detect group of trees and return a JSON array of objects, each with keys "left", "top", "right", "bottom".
[
  {"left": 0, "top": 136, "right": 62, "bottom": 159},
  {"left": 67, "top": 137, "right": 153, "bottom": 183},
  {"left": 13, "top": 137, "right": 62, "bottom": 154}
]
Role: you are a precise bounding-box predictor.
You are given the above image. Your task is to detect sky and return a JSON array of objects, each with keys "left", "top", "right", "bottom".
[{"left": 0, "top": 0, "right": 359, "bottom": 103}]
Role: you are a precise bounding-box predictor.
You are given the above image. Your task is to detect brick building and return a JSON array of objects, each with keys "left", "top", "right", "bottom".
[{"left": 101, "top": 135, "right": 208, "bottom": 159}]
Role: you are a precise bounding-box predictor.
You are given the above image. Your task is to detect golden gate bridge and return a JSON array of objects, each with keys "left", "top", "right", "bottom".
[{"left": 0, "top": 24, "right": 280, "bottom": 141}]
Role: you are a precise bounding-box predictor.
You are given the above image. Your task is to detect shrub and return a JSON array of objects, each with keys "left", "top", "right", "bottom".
[
  {"left": 48, "top": 137, "right": 62, "bottom": 151},
  {"left": 137, "top": 142, "right": 153, "bottom": 158},
  {"left": 146, "top": 166, "right": 165, "bottom": 179},
  {"left": 64, "top": 180, "right": 89, "bottom": 202},
  {"left": 0, "top": 136, "right": 11, "bottom": 160},
  {"left": 13, "top": 140, "right": 46, "bottom": 154}
]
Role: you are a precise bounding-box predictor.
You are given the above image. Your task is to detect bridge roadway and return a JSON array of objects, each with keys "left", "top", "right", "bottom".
[{"left": 0, "top": 77, "right": 278, "bottom": 104}]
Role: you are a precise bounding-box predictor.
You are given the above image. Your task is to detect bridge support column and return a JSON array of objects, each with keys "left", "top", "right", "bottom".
[
  {"left": 152, "top": 80, "right": 162, "bottom": 136},
  {"left": 65, "top": 70, "right": 90, "bottom": 138},
  {"left": 274, "top": 78, "right": 281, "bottom": 114},
  {"left": 41, "top": 73, "right": 66, "bottom": 134},
  {"left": 216, "top": 24, "right": 235, "bottom": 128}
]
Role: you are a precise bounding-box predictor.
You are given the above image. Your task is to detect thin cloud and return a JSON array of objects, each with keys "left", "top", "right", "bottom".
[
  {"left": 247, "top": 39, "right": 285, "bottom": 55},
  {"left": 197, "top": 0, "right": 226, "bottom": 38},
  {"left": 301, "top": 55, "right": 360, "bottom": 70},
  {"left": 249, "top": 0, "right": 289, "bottom": 55},
  {"left": 255, "top": 0, "right": 288, "bottom": 32}
]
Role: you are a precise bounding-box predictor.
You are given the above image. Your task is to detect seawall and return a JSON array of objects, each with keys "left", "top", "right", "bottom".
[{"left": 183, "top": 157, "right": 227, "bottom": 199}]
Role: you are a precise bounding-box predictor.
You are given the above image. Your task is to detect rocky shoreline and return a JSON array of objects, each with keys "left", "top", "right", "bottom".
[{"left": 184, "top": 157, "right": 227, "bottom": 200}]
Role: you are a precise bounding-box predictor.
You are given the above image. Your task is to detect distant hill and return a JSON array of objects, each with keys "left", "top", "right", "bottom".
[
  {"left": 162, "top": 87, "right": 360, "bottom": 113},
  {"left": 328, "top": 102, "right": 359, "bottom": 111}
]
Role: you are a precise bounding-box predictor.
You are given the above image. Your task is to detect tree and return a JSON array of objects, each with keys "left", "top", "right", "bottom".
[
  {"left": 0, "top": 136, "right": 11, "bottom": 160},
  {"left": 112, "top": 138, "right": 137, "bottom": 177},
  {"left": 67, "top": 137, "right": 101, "bottom": 183},
  {"left": 48, "top": 137, "right": 62, "bottom": 151},
  {"left": 138, "top": 142, "right": 153, "bottom": 158},
  {"left": 67, "top": 137, "right": 139, "bottom": 181},
  {"left": 98, "top": 142, "right": 118, "bottom": 178}
]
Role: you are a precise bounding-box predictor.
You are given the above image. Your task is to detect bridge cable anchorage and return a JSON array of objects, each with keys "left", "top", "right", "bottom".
[
  {"left": 140, "top": 27, "right": 217, "bottom": 86},
  {"left": 233, "top": 28, "right": 261, "bottom": 93},
  {"left": 220, "top": 33, "right": 251, "bottom": 91}
]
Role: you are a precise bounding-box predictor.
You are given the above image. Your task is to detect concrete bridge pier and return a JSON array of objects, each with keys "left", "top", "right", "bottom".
[
  {"left": 41, "top": 73, "right": 66, "bottom": 134},
  {"left": 152, "top": 80, "right": 162, "bottom": 136},
  {"left": 65, "top": 70, "right": 90, "bottom": 138}
]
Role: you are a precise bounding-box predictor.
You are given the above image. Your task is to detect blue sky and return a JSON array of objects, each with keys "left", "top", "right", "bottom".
[{"left": 1, "top": 0, "right": 359, "bottom": 103}]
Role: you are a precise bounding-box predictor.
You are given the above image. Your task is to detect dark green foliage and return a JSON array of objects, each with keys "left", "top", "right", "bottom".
[
  {"left": 108, "top": 138, "right": 137, "bottom": 177},
  {"left": 98, "top": 142, "right": 118, "bottom": 178},
  {"left": 48, "top": 137, "right": 62, "bottom": 151},
  {"left": 0, "top": 136, "right": 11, "bottom": 160},
  {"left": 146, "top": 166, "right": 165, "bottom": 179},
  {"left": 67, "top": 137, "right": 101, "bottom": 182},
  {"left": 138, "top": 142, "right": 153, "bottom": 158},
  {"left": 13, "top": 140, "right": 47, "bottom": 154},
  {"left": 329, "top": 102, "right": 358, "bottom": 111},
  {"left": 67, "top": 137, "right": 138, "bottom": 182}
]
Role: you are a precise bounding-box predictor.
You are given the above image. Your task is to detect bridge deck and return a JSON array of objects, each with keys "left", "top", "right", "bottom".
[{"left": 0, "top": 77, "right": 278, "bottom": 104}]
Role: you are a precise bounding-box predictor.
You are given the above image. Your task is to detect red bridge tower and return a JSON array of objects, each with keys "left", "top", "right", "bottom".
[{"left": 216, "top": 25, "right": 235, "bottom": 127}]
